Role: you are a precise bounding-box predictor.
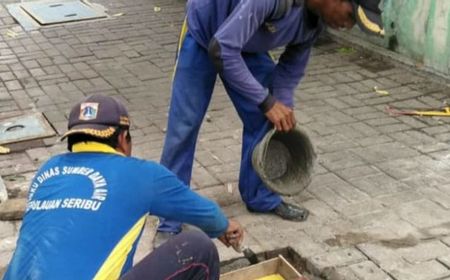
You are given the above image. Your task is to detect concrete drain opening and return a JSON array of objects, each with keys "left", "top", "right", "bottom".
[
  {"left": 7, "top": 0, "right": 108, "bottom": 31},
  {"left": 220, "top": 247, "right": 322, "bottom": 280},
  {"left": 0, "top": 113, "right": 56, "bottom": 150}
]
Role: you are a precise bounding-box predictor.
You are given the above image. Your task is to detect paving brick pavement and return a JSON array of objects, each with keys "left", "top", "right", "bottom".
[{"left": 1, "top": 0, "right": 450, "bottom": 279}]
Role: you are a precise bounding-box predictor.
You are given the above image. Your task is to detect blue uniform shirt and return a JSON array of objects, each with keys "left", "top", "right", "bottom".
[
  {"left": 4, "top": 142, "right": 228, "bottom": 280},
  {"left": 187, "top": 0, "right": 324, "bottom": 107}
]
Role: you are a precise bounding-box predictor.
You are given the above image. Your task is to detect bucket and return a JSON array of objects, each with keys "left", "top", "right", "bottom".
[{"left": 252, "top": 126, "right": 316, "bottom": 195}]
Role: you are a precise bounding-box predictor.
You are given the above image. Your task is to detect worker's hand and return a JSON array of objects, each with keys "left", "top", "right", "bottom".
[
  {"left": 265, "top": 101, "right": 296, "bottom": 132},
  {"left": 218, "top": 219, "right": 244, "bottom": 248}
]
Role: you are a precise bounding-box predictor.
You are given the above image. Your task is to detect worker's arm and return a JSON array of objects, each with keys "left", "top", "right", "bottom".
[
  {"left": 145, "top": 163, "right": 229, "bottom": 238},
  {"left": 255, "top": 45, "right": 312, "bottom": 132},
  {"left": 271, "top": 44, "right": 312, "bottom": 108},
  {"left": 208, "top": 0, "right": 278, "bottom": 107}
]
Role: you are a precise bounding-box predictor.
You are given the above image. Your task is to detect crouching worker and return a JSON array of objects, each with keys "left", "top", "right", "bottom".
[{"left": 4, "top": 94, "right": 243, "bottom": 280}]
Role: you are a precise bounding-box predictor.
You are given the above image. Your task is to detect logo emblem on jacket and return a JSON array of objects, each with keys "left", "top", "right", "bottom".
[{"left": 79, "top": 102, "right": 99, "bottom": 120}]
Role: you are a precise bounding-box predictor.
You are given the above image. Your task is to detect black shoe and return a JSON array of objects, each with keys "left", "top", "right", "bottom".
[{"left": 272, "top": 202, "right": 309, "bottom": 222}]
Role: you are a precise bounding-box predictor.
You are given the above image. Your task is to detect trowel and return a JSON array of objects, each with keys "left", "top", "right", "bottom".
[
  {"left": 232, "top": 243, "right": 259, "bottom": 265},
  {"left": 228, "top": 229, "right": 259, "bottom": 264}
]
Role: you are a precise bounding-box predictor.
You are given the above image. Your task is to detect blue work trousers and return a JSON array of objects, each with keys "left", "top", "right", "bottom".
[{"left": 158, "top": 31, "right": 282, "bottom": 233}]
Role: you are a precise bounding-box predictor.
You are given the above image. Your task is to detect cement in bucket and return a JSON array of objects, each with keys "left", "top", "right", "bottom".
[{"left": 252, "top": 126, "right": 316, "bottom": 195}]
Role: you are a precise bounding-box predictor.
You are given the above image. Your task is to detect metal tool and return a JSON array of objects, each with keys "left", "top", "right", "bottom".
[
  {"left": 386, "top": 105, "right": 450, "bottom": 117},
  {"left": 228, "top": 230, "right": 259, "bottom": 264},
  {"left": 232, "top": 243, "right": 259, "bottom": 265}
]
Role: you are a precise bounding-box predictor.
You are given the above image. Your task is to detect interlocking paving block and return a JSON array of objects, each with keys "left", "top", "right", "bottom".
[
  {"left": 376, "top": 156, "right": 438, "bottom": 181},
  {"left": 307, "top": 248, "right": 367, "bottom": 276},
  {"left": 348, "top": 173, "right": 413, "bottom": 198},
  {"left": 319, "top": 150, "right": 366, "bottom": 171},
  {"left": 0, "top": 248, "right": 14, "bottom": 275},
  {"left": 358, "top": 238, "right": 450, "bottom": 270},
  {"left": 0, "top": 113, "right": 55, "bottom": 145},
  {"left": 351, "top": 210, "right": 423, "bottom": 238},
  {"left": 197, "top": 184, "right": 241, "bottom": 208},
  {"left": 0, "top": 221, "right": 15, "bottom": 239},
  {"left": 397, "top": 199, "right": 450, "bottom": 229},
  {"left": 0, "top": 198, "right": 27, "bottom": 221},
  {"left": 352, "top": 142, "right": 421, "bottom": 163},
  {"left": 384, "top": 259, "right": 450, "bottom": 280},
  {"left": 438, "top": 255, "right": 450, "bottom": 268},
  {"left": 394, "top": 240, "right": 450, "bottom": 263},
  {"left": 348, "top": 261, "right": 393, "bottom": 280},
  {"left": 442, "top": 236, "right": 450, "bottom": 247},
  {"left": 0, "top": 235, "right": 18, "bottom": 270},
  {"left": 0, "top": 235, "right": 17, "bottom": 254},
  {"left": 1, "top": 173, "right": 33, "bottom": 199},
  {"left": 328, "top": 266, "right": 361, "bottom": 280},
  {"left": 25, "top": 147, "right": 52, "bottom": 164},
  {"left": 0, "top": 177, "right": 7, "bottom": 203}
]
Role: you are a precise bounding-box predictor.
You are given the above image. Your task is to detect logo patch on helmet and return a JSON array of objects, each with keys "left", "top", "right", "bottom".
[{"left": 79, "top": 102, "right": 99, "bottom": 120}]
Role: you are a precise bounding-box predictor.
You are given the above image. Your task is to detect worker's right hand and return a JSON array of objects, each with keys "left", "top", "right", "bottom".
[
  {"left": 265, "top": 101, "right": 296, "bottom": 132},
  {"left": 218, "top": 219, "right": 243, "bottom": 248}
]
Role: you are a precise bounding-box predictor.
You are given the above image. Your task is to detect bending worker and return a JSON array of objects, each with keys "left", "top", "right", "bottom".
[
  {"left": 4, "top": 94, "right": 243, "bottom": 280},
  {"left": 157, "top": 0, "right": 384, "bottom": 243}
]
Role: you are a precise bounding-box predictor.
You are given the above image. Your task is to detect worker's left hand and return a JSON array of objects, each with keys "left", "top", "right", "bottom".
[{"left": 218, "top": 219, "right": 244, "bottom": 247}]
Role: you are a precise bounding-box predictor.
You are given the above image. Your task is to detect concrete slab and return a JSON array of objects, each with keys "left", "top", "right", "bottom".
[{"left": 0, "top": 113, "right": 55, "bottom": 145}]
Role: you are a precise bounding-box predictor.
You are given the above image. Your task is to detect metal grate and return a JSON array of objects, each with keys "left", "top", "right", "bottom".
[
  {"left": 20, "top": 0, "right": 107, "bottom": 25},
  {"left": 0, "top": 113, "right": 56, "bottom": 145}
]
